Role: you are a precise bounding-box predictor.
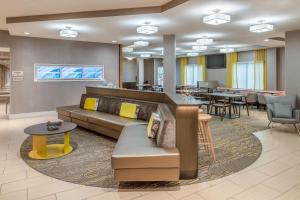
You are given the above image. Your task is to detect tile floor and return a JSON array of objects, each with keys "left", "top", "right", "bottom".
[{"left": 1, "top": 113, "right": 300, "bottom": 200}]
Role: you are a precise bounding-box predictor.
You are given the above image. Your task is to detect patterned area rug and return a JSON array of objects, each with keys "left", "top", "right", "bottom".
[{"left": 20, "top": 110, "right": 267, "bottom": 189}]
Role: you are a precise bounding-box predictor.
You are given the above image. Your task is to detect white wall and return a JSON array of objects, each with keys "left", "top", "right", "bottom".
[
  {"left": 267, "top": 48, "right": 277, "bottom": 91},
  {"left": 0, "top": 30, "right": 120, "bottom": 114},
  {"left": 207, "top": 68, "right": 226, "bottom": 86},
  {"left": 154, "top": 58, "right": 163, "bottom": 85},
  {"left": 122, "top": 59, "right": 137, "bottom": 82},
  {"left": 285, "top": 30, "right": 300, "bottom": 106}
]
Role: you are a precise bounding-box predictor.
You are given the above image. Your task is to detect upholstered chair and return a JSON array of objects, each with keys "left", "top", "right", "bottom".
[{"left": 265, "top": 95, "right": 300, "bottom": 135}]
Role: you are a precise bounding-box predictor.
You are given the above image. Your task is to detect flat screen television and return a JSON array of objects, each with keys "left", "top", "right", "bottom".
[{"left": 206, "top": 54, "right": 226, "bottom": 69}]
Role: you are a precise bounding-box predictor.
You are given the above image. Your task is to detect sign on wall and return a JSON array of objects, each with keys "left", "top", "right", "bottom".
[
  {"left": 12, "top": 70, "right": 24, "bottom": 82},
  {"left": 34, "top": 64, "right": 105, "bottom": 82}
]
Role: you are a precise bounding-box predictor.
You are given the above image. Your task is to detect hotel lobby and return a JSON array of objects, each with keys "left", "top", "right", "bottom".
[{"left": 1, "top": 0, "right": 300, "bottom": 200}]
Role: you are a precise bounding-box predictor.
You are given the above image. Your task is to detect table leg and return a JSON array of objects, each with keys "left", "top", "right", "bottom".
[
  {"left": 229, "top": 98, "right": 232, "bottom": 119},
  {"left": 64, "top": 131, "right": 72, "bottom": 153},
  {"left": 31, "top": 136, "right": 47, "bottom": 158}
]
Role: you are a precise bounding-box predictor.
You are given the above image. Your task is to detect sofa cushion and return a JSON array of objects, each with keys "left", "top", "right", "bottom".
[
  {"left": 108, "top": 97, "right": 122, "bottom": 115},
  {"left": 147, "top": 112, "right": 161, "bottom": 139},
  {"left": 97, "top": 96, "right": 110, "bottom": 113},
  {"left": 83, "top": 98, "right": 99, "bottom": 111},
  {"left": 70, "top": 109, "right": 97, "bottom": 121},
  {"left": 80, "top": 94, "right": 101, "bottom": 108},
  {"left": 119, "top": 103, "right": 139, "bottom": 119},
  {"left": 156, "top": 104, "right": 176, "bottom": 148},
  {"left": 56, "top": 105, "right": 81, "bottom": 116},
  {"left": 273, "top": 103, "right": 293, "bottom": 119},
  {"left": 156, "top": 120, "right": 176, "bottom": 148},
  {"left": 272, "top": 118, "right": 297, "bottom": 124},
  {"left": 112, "top": 125, "right": 179, "bottom": 169},
  {"left": 119, "top": 98, "right": 158, "bottom": 121},
  {"left": 88, "top": 111, "right": 146, "bottom": 131}
]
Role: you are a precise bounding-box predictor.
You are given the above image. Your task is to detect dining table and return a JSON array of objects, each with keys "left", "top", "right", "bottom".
[{"left": 201, "top": 92, "right": 246, "bottom": 119}]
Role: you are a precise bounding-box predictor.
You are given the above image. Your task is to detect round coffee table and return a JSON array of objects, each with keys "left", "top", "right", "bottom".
[{"left": 24, "top": 122, "right": 77, "bottom": 160}]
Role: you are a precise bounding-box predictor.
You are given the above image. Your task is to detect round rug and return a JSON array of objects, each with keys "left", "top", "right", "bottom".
[{"left": 20, "top": 111, "right": 266, "bottom": 189}]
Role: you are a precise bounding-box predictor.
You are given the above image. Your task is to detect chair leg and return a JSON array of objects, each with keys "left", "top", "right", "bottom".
[
  {"left": 294, "top": 124, "right": 300, "bottom": 135},
  {"left": 269, "top": 122, "right": 273, "bottom": 134},
  {"left": 246, "top": 104, "right": 250, "bottom": 116},
  {"left": 221, "top": 107, "right": 226, "bottom": 121},
  {"left": 267, "top": 121, "right": 271, "bottom": 128}
]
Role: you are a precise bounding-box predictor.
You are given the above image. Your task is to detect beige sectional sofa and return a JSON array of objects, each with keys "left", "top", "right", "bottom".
[{"left": 57, "top": 94, "right": 180, "bottom": 182}]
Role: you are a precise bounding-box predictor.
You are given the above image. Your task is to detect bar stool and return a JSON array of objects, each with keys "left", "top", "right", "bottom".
[{"left": 198, "top": 111, "right": 216, "bottom": 162}]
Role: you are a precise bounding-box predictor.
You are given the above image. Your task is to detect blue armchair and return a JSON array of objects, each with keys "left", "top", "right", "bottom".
[{"left": 265, "top": 95, "right": 300, "bottom": 135}]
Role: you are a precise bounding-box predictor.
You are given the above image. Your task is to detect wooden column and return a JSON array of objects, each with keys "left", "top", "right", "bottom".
[{"left": 176, "top": 105, "right": 199, "bottom": 179}]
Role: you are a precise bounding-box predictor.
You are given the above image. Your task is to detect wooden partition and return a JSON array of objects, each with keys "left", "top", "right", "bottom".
[{"left": 86, "top": 87, "right": 200, "bottom": 179}]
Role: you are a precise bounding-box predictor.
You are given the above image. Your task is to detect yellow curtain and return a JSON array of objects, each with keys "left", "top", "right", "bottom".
[
  {"left": 254, "top": 49, "right": 267, "bottom": 90},
  {"left": 226, "top": 52, "right": 238, "bottom": 88},
  {"left": 197, "top": 55, "right": 206, "bottom": 81},
  {"left": 180, "top": 57, "right": 188, "bottom": 85}
]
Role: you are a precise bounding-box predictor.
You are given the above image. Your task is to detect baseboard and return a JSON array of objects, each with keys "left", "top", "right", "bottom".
[{"left": 9, "top": 111, "right": 57, "bottom": 120}]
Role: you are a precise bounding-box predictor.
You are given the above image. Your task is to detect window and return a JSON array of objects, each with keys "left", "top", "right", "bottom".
[
  {"left": 34, "top": 64, "right": 104, "bottom": 81},
  {"left": 233, "top": 61, "right": 263, "bottom": 90},
  {"left": 157, "top": 66, "right": 164, "bottom": 86},
  {"left": 185, "top": 64, "right": 203, "bottom": 86}
]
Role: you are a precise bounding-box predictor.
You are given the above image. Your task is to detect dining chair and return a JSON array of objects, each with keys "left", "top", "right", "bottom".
[
  {"left": 232, "top": 96, "right": 250, "bottom": 116},
  {"left": 257, "top": 93, "right": 267, "bottom": 110},
  {"left": 209, "top": 96, "right": 231, "bottom": 121}
]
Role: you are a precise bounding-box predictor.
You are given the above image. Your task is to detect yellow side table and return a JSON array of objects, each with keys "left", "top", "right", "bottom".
[{"left": 24, "top": 122, "right": 77, "bottom": 160}]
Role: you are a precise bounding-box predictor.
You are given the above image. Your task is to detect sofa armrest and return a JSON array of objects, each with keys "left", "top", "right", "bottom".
[
  {"left": 294, "top": 109, "right": 300, "bottom": 122},
  {"left": 266, "top": 104, "right": 274, "bottom": 121}
]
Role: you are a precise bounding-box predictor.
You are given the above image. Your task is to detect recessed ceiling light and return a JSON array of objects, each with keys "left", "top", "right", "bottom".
[
  {"left": 249, "top": 20, "right": 274, "bottom": 33},
  {"left": 192, "top": 45, "right": 208, "bottom": 51},
  {"left": 187, "top": 52, "right": 199, "bottom": 57},
  {"left": 112, "top": 40, "right": 117, "bottom": 43},
  {"left": 137, "top": 22, "right": 158, "bottom": 35},
  {"left": 197, "top": 37, "right": 214, "bottom": 45},
  {"left": 24, "top": 32, "right": 31, "bottom": 35},
  {"left": 203, "top": 10, "right": 231, "bottom": 25},
  {"left": 220, "top": 48, "right": 235, "bottom": 53},
  {"left": 59, "top": 26, "right": 78, "bottom": 38},
  {"left": 125, "top": 57, "right": 135, "bottom": 60},
  {"left": 122, "top": 47, "right": 133, "bottom": 52},
  {"left": 264, "top": 39, "right": 270, "bottom": 42},
  {"left": 140, "top": 54, "right": 151, "bottom": 58},
  {"left": 134, "top": 40, "right": 149, "bottom": 47}
]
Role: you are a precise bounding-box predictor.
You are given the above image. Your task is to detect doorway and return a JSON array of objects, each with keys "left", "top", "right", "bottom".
[{"left": 0, "top": 47, "right": 10, "bottom": 118}]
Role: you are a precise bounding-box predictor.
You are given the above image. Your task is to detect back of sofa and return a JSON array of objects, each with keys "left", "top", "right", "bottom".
[
  {"left": 80, "top": 94, "right": 176, "bottom": 148},
  {"left": 80, "top": 94, "right": 158, "bottom": 121},
  {"left": 156, "top": 103, "right": 176, "bottom": 148}
]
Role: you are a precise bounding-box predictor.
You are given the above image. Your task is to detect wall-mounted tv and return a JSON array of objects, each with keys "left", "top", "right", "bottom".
[{"left": 206, "top": 54, "right": 226, "bottom": 69}]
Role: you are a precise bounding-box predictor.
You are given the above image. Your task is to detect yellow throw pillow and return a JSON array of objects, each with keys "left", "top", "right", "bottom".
[
  {"left": 147, "top": 114, "right": 154, "bottom": 137},
  {"left": 83, "top": 98, "right": 99, "bottom": 111},
  {"left": 147, "top": 113, "right": 161, "bottom": 138},
  {"left": 119, "top": 103, "right": 138, "bottom": 119}
]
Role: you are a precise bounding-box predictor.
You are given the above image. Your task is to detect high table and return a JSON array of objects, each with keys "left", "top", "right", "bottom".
[{"left": 202, "top": 92, "right": 245, "bottom": 119}]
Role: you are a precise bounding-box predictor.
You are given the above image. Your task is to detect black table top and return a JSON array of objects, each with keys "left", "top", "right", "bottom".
[{"left": 24, "top": 122, "right": 77, "bottom": 136}]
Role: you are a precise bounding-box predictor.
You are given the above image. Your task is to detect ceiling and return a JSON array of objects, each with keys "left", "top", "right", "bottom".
[{"left": 2, "top": 0, "right": 300, "bottom": 56}]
